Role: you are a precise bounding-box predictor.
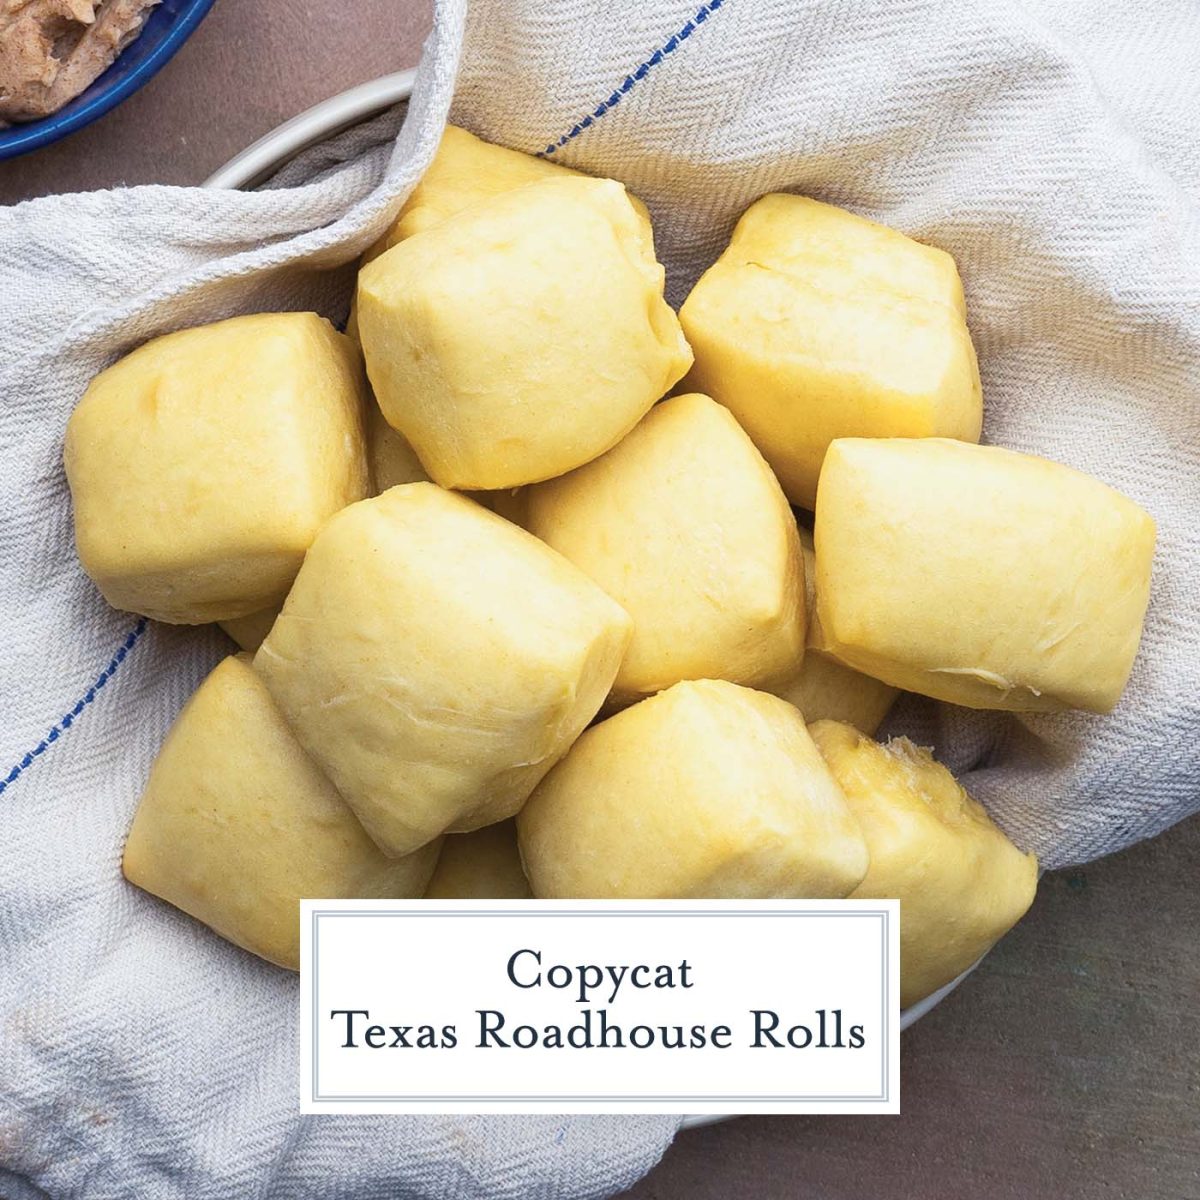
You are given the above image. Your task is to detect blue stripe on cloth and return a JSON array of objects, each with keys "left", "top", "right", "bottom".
[
  {"left": 0, "top": 618, "right": 149, "bottom": 797},
  {"left": 538, "top": 0, "right": 728, "bottom": 157}
]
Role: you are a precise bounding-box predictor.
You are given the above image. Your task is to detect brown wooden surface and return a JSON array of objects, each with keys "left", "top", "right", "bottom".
[{"left": 4, "top": 3, "right": 1197, "bottom": 1197}]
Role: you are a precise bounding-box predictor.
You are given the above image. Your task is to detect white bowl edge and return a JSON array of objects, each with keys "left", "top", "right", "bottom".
[{"left": 203, "top": 69, "right": 416, "bottom": 191}]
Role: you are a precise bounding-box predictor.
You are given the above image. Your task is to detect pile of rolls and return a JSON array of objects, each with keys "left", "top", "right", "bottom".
[{"left": 64, "top": 127, "right": 1155, "bottom": 1006}]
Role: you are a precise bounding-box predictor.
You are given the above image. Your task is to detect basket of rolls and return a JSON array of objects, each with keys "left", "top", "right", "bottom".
[{"left": 60, "top": 124, "right": 1153, "bottom": 1018}]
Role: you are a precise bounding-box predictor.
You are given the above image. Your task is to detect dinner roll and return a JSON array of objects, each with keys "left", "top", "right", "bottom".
[
  {"left": 219, "top": 605, "right": 281, "bottom": 653},
  {"left": 680, "top": 194, "right": 981, "bottom": 508},
  {"left": 524, "top": 393, "right": 806, "bottom": 706},
  {"left": 424, "top": 821, "right": 532, "bottom": 900},
  {"left": 518, "top": 679, "right": 868, "bottom": 900},
  {"left": 814, "top": 437, "right": 1156, "bottom": 712},
  {"left": 347, "top": 125, "right": 656, "bottom": 343},
  {"left": 810, "top": 719, "right": 1038, "bottom": 1006},
  {"left": 366, "top": 397, "right": 430, "bottom": 492},
  {"left": 254, "top": 483, "right": 632, "bottom": 857},
  {"left": 65, "top": 312, "right": 369, "bottom": 623},
  {"left": 123, "top": 655, "right": 440, "bottom": 970},
  {"left": 768, "top": 528, "right": 898, "bottom": 734},
  {"left": 357, "top": 176, "right": 691, "bottom": 489},
  {"left": 396, "top": 124, "right": 637, "bottom": 241}
]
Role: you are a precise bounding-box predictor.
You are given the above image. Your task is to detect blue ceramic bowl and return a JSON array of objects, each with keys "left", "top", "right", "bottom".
[{"left": 0, "top": 0, "right": 215, "bottom": 161}]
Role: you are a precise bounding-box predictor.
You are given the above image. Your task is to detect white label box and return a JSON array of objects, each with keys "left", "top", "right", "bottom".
[{"left": 300, "top": 899, "right": 900, "bottom": 1115}]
